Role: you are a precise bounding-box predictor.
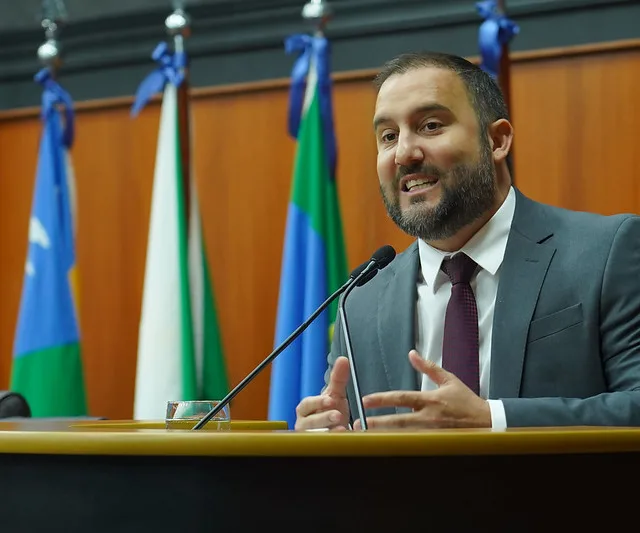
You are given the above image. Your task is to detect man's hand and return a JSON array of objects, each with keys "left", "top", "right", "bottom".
[
  {"left": 294, "top": 356, "right": 351, "bottom": 431},
  {"left": 353, "top": 350, "right": 491, "bottom": 430}
]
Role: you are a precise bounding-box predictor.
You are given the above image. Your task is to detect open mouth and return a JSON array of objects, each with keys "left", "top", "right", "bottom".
[{"left": 401, "top": 175, "right": 439, "bottom": 193}]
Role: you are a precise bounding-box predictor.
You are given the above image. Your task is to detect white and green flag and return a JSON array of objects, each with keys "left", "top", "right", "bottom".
[{"left": 134, "top": 81, "right": 228, "bottom": 420}]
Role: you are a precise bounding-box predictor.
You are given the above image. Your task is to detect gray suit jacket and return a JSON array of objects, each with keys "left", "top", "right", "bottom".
[{"left": 326, "top": 189, "right": 640, "bottom": 427}]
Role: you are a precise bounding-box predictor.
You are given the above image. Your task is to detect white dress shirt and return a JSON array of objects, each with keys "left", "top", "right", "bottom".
[{"left": 415, "top": 186, "right": 516, "bottom": 430}]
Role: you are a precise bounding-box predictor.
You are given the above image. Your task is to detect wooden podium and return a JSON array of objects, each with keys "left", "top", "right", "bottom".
[{"left": 1, "top": 419, "right": 639, "bottom": 532}]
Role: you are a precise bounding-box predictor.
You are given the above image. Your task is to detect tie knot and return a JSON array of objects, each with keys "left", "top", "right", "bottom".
[{"left": 441, "top": 253, "right": 477, "bottom": 285}]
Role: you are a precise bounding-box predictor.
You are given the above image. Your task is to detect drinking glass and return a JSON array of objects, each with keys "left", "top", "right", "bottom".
[{"left": 165, "top": 400, "right": 230, "bottom": 430}]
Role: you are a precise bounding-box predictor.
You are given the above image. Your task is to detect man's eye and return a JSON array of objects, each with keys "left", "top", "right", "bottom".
[
  {"left": 381, "top": 132, "right": 397, "bottom": 142},
  {"left": 425, "top": 122, "right": 441, "bottom": 131}
]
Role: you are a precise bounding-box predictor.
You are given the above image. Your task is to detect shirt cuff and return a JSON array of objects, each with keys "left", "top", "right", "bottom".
[{"left": 487, "top": 399, "right": 507, "bottom": 430}]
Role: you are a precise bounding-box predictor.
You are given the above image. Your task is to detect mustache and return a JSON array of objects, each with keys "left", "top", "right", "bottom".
[{"left": 394, "top": 164, "right": 444, "bottom": 187}]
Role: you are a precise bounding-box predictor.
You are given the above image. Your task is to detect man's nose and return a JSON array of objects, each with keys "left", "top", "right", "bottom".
[{"left": 394, "top": 132, "right": 424, "bottom": 167}]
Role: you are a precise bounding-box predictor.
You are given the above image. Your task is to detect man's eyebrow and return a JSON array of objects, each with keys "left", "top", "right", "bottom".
[{"left": 373, "top": 104, "right": 453, "bottom": 130}]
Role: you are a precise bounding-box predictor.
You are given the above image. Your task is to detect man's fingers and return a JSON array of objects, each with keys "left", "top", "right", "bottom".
[
  {"left": 325, "top": 356, "right": 350, "bottom": 397},
  {"left": 294, "top": 409, "right": 346, "bottom": 431},
  {"left": 363, "top": 390, "right": 431, "bottom": 410},
  {"left": 295, "top": 395, "right": 336, "bottom": 418},
  {"left": 357, "top": 413, "right": 420, "bottom": 429}
]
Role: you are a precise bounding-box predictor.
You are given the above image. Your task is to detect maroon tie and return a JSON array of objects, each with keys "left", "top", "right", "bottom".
[{"left": 440, "top": 253, "right": 480, "bottom": 395}]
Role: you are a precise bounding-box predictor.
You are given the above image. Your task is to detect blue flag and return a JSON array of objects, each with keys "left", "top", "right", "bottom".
[
  {"left": 10, "top": 68, "right": 87, "bottom": 416},
  {"left": 476, "top": 0, "right": 519, "bottom": 79},
  {"left": 267, "top": 35, "right": 348, "bottom": 428}
]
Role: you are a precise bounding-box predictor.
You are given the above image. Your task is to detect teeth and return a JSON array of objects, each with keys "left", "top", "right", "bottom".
[{"left": 406, "top": 178, "right": 436, "bottom": 191}]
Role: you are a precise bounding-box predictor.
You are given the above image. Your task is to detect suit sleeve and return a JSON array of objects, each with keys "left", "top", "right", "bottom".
[{"left": 502, "top": 215, "right": 640, "bottom": 426}]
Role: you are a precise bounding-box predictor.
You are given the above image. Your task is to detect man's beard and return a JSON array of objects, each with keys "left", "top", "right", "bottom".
[{"left": 380, "top": 139, "right": 497, "bottom": 242}]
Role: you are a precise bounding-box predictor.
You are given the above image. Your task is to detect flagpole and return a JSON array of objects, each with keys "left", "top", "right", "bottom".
[
  {"left": 302, "top": 0, "right": 333, "bottom": 36},
  {"left": 37, "top": 22, "right": 60, "bottom": 78},
  {"left": 14, "top": 0, "right": 87, "bottom": 417},
  {"left": 166, "top": 2, "right": 192, "bottom": 226},
  {"left": 495, "top": 0, "right": 516, "bottom": 181},
  {"left": 301, "top": 1, "right": 369, "bottom": 430},
  {"left": 303, "top": 0, "right": 368, "bottom": 430},
  {"left": 37, "top": 0, "right": 68, "bottom": 78},
  {"left": 36, "top": 0, "right": 77, "bottom": 250},
  {"left": 496, "top": 0, "right": 513, "bottom": 125},
  {"left": 268, "top": 0, "right": 349, "bottom": 427}
]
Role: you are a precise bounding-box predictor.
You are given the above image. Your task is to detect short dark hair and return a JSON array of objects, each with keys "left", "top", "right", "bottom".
[{"left": 373, "top": 51, "right": 510, "bottom": 132}]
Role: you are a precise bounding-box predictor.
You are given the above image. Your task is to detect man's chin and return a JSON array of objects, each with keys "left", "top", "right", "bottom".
[{"left": 400, "top": 198, "right": 440, "bottom": 219}]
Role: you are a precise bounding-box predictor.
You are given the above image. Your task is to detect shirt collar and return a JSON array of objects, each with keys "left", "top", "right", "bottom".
[{"left": 418, "top": 186, "right": 516, "bottom": 292}]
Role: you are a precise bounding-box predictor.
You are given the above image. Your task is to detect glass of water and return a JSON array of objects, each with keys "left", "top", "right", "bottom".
[{"left": 165, "top": 400, "right": 230, "bottom": 430}]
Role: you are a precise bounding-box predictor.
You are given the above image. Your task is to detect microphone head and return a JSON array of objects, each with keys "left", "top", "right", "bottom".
[
  {"left": 371, "top": 245, "right": 396, "bottom": 269},
  {"left": 349, "top": 244, "right": 396, "bottom": 287},
  {"left": 349, "top": 261, "right": 379, "bottom": 286},
  {"left": 355, "top": 269, "right": 378, "bottom": 287},
  {"left": 349, "top": 261, "right": 368, "bottom": 279},
  {"left": 346, "top": 245, "right": 395, "bottom": 289}
]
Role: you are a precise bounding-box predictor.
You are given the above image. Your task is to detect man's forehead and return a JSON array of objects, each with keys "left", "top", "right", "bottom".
[{"left": 375, "top": 66, "right": 467, "bottom": 113}]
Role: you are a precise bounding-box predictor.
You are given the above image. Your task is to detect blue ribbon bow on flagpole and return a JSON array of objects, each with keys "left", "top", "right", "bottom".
[
  {"left": 285, "top": 33, "right": 337, "bottom": 179},
  {"left": 35, "top": 67, "right": 75, "bottom": 149},
  {"left": 131, "top": 41, "right": 187, "bottom": 117},
  {"left": 476, "top": 0, "right": 519, "bottom": 79}
]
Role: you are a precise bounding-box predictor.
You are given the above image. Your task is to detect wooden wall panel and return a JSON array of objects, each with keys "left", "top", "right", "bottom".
[
  {"left": 190, "top": 88, "right": 295, "bottom": 421},
  {"left": 0, "top": 43, "right": 638, "bottom": 421},
  {"left": 511, "top": 49, "right": 640, "bottom": 213},
  {"left": 71, "top": 106, "right": 159, "bottom": 419}
]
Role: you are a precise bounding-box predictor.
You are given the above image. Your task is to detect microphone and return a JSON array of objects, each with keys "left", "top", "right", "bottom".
[
  {"left": 338, "top": 244, "right": 396, "bottom": 431},
  {"left": 192, "top": 245, "right": 395, "bottom": 430},
  {"left": 348, "top": 260, "right": 378, "bottom": 287},
  {"left": 346, "top": 245, "right": 394, "bottom": 288}
]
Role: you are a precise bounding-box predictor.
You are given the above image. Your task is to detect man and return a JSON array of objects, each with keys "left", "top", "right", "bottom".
[{"left": 295, "top": 51, "right": 640, "bottom": 430}]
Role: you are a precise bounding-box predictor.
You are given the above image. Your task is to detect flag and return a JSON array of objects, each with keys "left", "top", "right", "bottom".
[
  {"left": 11, "top": 68, "right": 87, "bottom": 417},
  {"left": 476, "top": 0, "right": 519, "bottom": 79},
  {"left": 132, "top": 43, "right": 228, "bottom": 420},
  {"left": 268, "top": 35, "right": 348, "bottom": 428},
  {"left": 476, "top": 0, "right": 518, "bottom": 177}
]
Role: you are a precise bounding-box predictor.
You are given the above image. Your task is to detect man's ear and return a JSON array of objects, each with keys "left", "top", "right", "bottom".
[{"left": 488, "top": 119, "right": 513, "bottom": 164}]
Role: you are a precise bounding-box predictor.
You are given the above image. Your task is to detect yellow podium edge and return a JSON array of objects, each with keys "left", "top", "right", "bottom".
[{"left": 1, "top": 423, "right": 640, "bottom": 457}]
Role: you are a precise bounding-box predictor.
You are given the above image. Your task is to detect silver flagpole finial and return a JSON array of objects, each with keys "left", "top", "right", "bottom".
[
  {"left": 166, "top": 0, "right": 191, "bottom": 38},
  {"left": 166, "top": 0, "right": 191, "bottom": 61},
  {"left": 37, "top": 0, "right": 68, "bottom": 68},
  {"left": 302, "top": 0, "right": 333, "bottom": 32}
]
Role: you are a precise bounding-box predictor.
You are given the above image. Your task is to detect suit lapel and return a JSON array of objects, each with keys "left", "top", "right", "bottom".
[
  {"left": 490, "top": 190, "right": 556, "bottom": 399},
  {"left": 377, "top": 242, "right": 420, "bottom": 400}
]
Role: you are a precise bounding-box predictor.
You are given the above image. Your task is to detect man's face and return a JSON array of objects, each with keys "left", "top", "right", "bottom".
[{"left": 374, "top": 66, "right": 497, "bottom": 242}]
